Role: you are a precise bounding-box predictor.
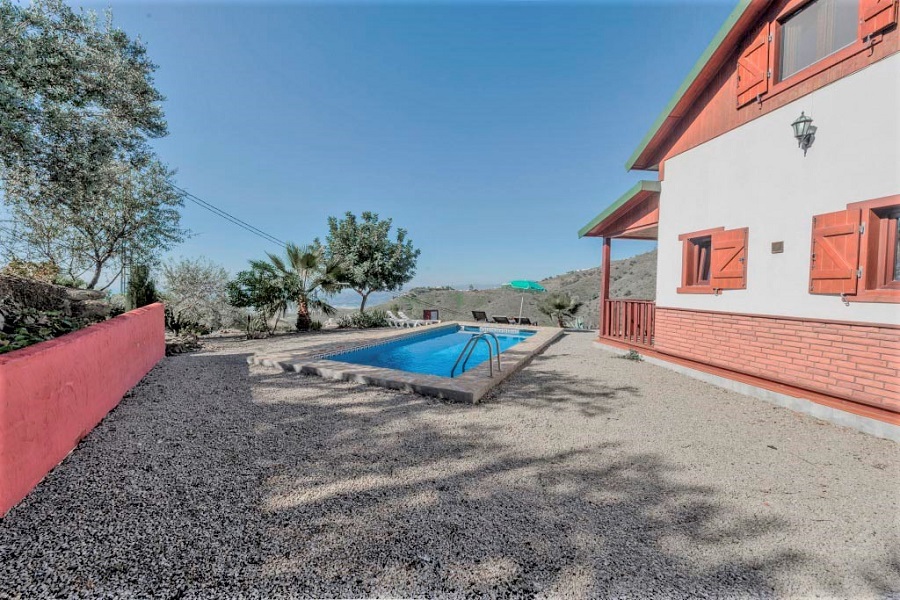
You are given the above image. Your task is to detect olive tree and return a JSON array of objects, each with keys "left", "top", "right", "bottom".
[
  {"left": 3, "top": 157, "right": 187, "bottom": 289},
  {"left": 162, "top": 257, "right": 240, "bottom": 332},
  {"left": 0, "top": 0, "right": 166, "bottom": 177},
  {"left": 325, "top": 211, "right": 420, "bottom": 312}
]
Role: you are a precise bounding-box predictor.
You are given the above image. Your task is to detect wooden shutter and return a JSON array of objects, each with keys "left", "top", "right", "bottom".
[
  {"left": 710, "top": 228, "right": 748, "bottom": 290},
  {"left": 859, "top": 0, "right": 898, "bottom": 39},
  {"left": 737, "top": 23, "right": 771, "bottom": 107},
  {"left": 809, "top": 209, "right": 862, "bottom": 295}
]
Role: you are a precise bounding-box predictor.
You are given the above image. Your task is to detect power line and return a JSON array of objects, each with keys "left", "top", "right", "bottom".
[{"left": 167, "top": 182, "right": 288, "bottom": 249}]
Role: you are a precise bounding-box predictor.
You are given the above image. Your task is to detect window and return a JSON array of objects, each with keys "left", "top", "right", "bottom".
[
  {"left": 691, "top": 237, "right": 712, "bottom": 285},
  {"left": 678, "top": 227, "right": 749, "bottom": 294},
  {"left": 870, "top": 206, "right": 900, "bottom": 290},
  {"left": 779, "top": 0, "right": 858, "bottom": 80},
  {"left": 810, "top": 195, "right": 900, "bottom": 302}
]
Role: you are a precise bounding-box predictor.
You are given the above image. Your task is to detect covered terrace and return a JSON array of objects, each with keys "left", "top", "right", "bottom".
[{"left": 578, "top": 180, "right": 660, "bottom": 348}]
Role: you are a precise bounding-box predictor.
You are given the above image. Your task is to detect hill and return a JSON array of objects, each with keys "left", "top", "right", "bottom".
[{"left": 376, "top": 249, "right": 656, "bottom": 327}]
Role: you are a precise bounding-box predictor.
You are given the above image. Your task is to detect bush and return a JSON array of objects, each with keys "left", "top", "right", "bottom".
[
  {"left": 310, "top": 320, "right": 322, "bottom": 331},
  {"left": 337, "top": 310, "right": 389, "bottom": 329},
  {"left": 162, "top": 257, "right": 241, "bottom": 332},
  {"left": 0, "top": 259, "right": 59, "bottom": 283},
  {"left": 164, "top": 307, "right": 211, "bottom": 336},
  {"left": 622, "top": 349, "right": 643, "bottom": 362},
  {"left": 126, "top": 264, "right": 158, "bottom": 310},
  {"left": 0, "top": 302, "right": 96, "bottom": 354}
]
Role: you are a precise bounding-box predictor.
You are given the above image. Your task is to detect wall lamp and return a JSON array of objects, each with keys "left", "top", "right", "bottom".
[{"left": 791, "top": 112, "right": 816, "bottom": 156}]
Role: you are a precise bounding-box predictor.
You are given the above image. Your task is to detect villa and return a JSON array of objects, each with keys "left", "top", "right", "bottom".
[{"left": 579, "top": 0, "right": 899, "bottom": 437}]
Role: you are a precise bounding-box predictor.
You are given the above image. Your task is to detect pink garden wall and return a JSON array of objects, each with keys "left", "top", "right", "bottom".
[{"left": 0, "top": 303, "right": 165, "bottom": 517}]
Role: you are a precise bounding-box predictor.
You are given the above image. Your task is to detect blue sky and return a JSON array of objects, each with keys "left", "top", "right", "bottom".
[{"left": 81, "top": 0, "right": 735, "bottom": 288}]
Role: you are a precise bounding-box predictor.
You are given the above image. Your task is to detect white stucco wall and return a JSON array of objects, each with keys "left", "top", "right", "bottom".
[{"left": 656, "top": 54, "right": 900, "bottom": 324}]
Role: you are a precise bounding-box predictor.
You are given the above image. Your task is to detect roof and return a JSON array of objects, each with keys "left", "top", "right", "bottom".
[
  {"left": 625, "top": 0, "right": 772, "bottom": 171},
  {"left": 578, "top": 180, "right": 661, "bottom": 238}
]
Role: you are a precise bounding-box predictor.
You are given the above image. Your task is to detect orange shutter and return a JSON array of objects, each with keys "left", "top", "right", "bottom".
[
  {"left": 859, "top": 0, "right": 898, "bottom": 39},
  {"left": 737, "top": 23, "right": 770, "bottom": 107},
  {"left": 710, "top": 227, "right": 748, "bottom": 290},
  {"left": 809, "top": 209, "right": 862, "bottom": 295}
]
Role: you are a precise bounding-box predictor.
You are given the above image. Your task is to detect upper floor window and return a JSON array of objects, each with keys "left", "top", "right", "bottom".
[{"left": 780, "top": 0, "right": 858, "bottom": 80}]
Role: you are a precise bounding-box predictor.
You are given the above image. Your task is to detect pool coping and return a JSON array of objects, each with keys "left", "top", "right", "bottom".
[{"left": 249, "top": 321, "right": 565, "bottom": 403}]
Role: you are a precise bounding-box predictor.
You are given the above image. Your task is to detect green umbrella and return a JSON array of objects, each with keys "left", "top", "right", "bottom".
[{"left": 504, "top": 280, "right": 546, "bottom": 322}]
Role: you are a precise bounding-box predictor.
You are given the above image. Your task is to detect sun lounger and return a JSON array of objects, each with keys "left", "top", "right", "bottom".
[
  {"left": 385, "top": 310, "right": 415, "bottom": 328},
  {"left": 492, "top": 316, "right": 511, "bottom": 324},
  {"left": 398, "top": 310, "right": 437, "bottom": 326},
  {"left": 471, "top": 311, "right": 488, "bottom": 322},
  {"left": 517, "top": 317, "right": 534, "bottom": 325}
]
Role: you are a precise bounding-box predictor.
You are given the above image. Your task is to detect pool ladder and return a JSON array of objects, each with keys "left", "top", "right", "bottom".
[{"left": 450, "top": 332, "right": 501, "bottom": 378}]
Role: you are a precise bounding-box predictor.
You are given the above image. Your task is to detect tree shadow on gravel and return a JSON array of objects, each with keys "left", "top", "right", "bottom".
[
  {"left": 0, "top": 350, "right": 856, "bottom": 598},
  {"left": 481, "top": 345, "right": 640, "bottom": 418},
  {"left": 247, "top": 368, "right": 805, "bottom": 598}
]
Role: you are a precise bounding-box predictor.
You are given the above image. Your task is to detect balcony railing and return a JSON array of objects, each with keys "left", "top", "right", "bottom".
[{"left": 602, "top": 299, "right": 655, "bottom": 347}]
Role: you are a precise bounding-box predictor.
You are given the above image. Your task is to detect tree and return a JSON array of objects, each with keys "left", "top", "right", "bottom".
[
  {"left": 0, "top": 0, "right": 166, "bottom": 178},
  {"left": 161, "top": 257, "right": 238, "bottom": 332},
  {"left": 225, "top": 262, "right": 291, "bottom": 334},
  {"left": 228, "top": 242, "right": 344, "bottom": 331},
  {"left": 126, "top": 264, "right": 157, "bottom": 310},
  {"left": 325, "top": 211, "right": 420, "bottom": 312},
  {"left": 537, "top": 292, "right": 584, "bottom": 328},
  {"left": 3, "top": 156, "right": 187, "bottom": 289}
]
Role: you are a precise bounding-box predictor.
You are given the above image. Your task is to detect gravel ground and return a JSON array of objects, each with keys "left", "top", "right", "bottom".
[{"left": 1, "top": 330, "right": 898, "bottom": 598}]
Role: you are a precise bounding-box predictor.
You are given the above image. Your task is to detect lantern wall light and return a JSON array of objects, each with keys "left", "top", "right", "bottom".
[{"left": 791, "top": 112, "right": 816, "bottom": 156}]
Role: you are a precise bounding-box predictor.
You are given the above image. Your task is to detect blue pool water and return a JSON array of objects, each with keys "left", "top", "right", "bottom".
[{"left": 328, "top": 325, "right": 535, "bottom": 378}]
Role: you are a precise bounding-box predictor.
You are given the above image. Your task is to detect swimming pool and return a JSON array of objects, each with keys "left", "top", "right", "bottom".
[{"left": 327, "top": 325, "right": 536, "bottom": 378}]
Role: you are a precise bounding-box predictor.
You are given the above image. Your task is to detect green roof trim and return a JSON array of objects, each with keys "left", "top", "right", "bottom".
[
  {"left": 624, "top": 0, "right": 752, "bottom": 171},
  {"left": 577, "top": 180, "right": 661, "bottom": 238}
]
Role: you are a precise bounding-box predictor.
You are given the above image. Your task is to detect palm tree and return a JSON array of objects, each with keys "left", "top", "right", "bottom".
[
  {"left": 264, "top": 242, "right": 345, "bottom": 330},
  {"left": 537, "top": 291, "right": 584, "bottom": 328}
]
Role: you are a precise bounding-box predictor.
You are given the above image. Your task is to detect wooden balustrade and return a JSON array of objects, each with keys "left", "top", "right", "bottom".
[{"left": 602, "top": 299, "right": 655, "bottom": 347}]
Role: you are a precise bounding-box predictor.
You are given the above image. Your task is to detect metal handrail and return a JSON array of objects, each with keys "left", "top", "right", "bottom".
[
  {"left": 450, "top": 336, "right": 480, "bottom": 378},
  {"left": 476, "top": 331, "right": 501, "bottom": 372},
  {"left": 461, "top": 336, "right": 493, "bottom": 378},
  {"left": 450, "top": 333, "right": 496, "bottom": 378}
]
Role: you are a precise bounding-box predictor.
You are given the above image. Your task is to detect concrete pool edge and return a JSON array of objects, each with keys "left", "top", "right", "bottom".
[{"left": 250, "top": 322, "right": 565, "bottom": 403}]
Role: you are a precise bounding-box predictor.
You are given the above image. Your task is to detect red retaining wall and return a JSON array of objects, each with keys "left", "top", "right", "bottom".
[
  {"left": 653, "top": 307, "right": 900, "bottom": 414},
  {"left": 0, "top": 303, "right": 165, "bottom": 517}
]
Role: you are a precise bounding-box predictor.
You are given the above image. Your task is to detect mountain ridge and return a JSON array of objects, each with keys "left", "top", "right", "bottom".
[{"left": 372, "top": 249, "right": 657, "bottom": 327}]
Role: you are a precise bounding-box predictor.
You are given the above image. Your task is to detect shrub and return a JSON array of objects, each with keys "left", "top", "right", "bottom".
[
  {"left": 164, "top": 307, "right": 211, "bottom": 336},
  {"left": 337, "top": 310, "right": 389, "bottom": 329},
  {"left": 126, "top": 264, "right": 158, "bottom": 310},
  {"left": 310, "top": 320, "right": 322, "bottom": 331},
  {"left": 0, "top": 259, "right": 59, "bottom": 283},
  {"left": 622, "top": 349, "right": 643, "bottom": 362},
  {"left": 0, "top": 303, "right": 96, "bottom": 354},
  {"left": 162, "top": 257, "right": 240, "bottom": 332}
]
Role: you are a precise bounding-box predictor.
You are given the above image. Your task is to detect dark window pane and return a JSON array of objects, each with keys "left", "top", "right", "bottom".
[
  {"left": 780, "top": 0, "right": 857, "bottom": 80},
  {"left": 894, "top": 219, "right": 900, "bottom": 282},
  {"left": 694, "top": 237, "right": 712, "bottom": 284}
]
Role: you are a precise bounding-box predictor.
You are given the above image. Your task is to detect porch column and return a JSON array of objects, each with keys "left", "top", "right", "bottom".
[{"left": 598, "top": 237, "right": 611, "bottom": 337}]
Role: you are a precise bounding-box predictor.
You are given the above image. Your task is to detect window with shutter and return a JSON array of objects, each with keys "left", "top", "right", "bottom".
[
  {"left": 677, "top": 226, "right": 750, "bottom": 294},
  {"left": 710, "top": 228, "right": 749, "bottom": 290},
  {"left": 859, "top": 0, "right": 898, "bottom": 40},
  {"left": 809, "top": 209, "right": 862, "bottom": 295},
  {"left": 737, "top": 23, "right": 771, "bottom": 106},
  {"left": 848, "top": 194, "right": 900, "bottom": 302}
]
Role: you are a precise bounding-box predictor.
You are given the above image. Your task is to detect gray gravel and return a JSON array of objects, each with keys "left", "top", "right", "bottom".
[{"left": 1, "top": 331, "right": 898, "bottom": 598}]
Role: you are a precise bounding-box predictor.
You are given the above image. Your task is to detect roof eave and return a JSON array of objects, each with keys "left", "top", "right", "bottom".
[
  {"left": 624, "top": 0, "right": 764, "bottom": 172},
  {"left": 578, "top": 180, "right": 661, "bottom": 238}
]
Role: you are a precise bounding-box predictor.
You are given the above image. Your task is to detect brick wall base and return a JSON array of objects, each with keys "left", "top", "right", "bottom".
[{"left": 653, "top": 307, "right": 899, "bottom": 414}]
